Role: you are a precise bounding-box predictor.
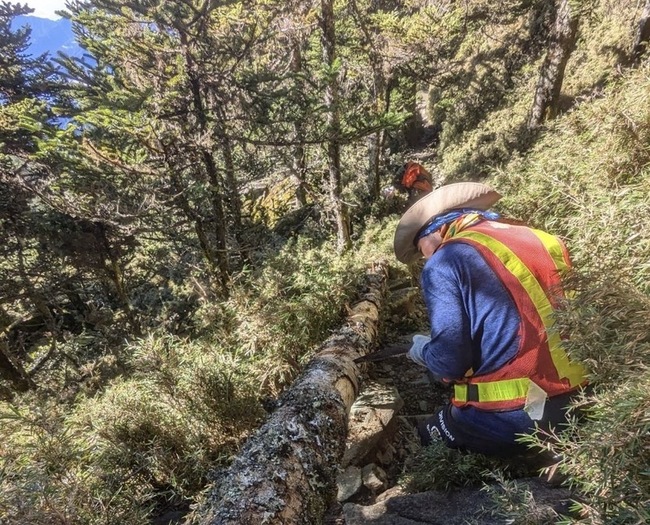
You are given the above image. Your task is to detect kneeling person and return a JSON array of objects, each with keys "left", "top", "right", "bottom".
[{"left": 393, "top": 182, "right": 588, "bottom": 457}]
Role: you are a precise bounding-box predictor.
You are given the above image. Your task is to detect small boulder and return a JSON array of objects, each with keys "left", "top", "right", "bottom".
[
  {"left": 337, "top": 465, "right": 363, "bottom": 502},
  {"left": 362, "top": 463, "right": 387, "bottom": 493},
  {"left": 342, "top": 382, "right": 404, "bottom": 467}
]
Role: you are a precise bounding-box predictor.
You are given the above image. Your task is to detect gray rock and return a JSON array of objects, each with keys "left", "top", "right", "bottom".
[
  {"left": 337, "top": 465, "right": 363, "bottom": 502},
  {"left": 342, "top": 478, "right": 572, "bottom": 524},
  {"left": 343, "top": 486, "right": 490, "bottom": 524},
  {"left": 342, "top": 382, "right": 404, "bottom": 467},
  {"left": 362, "top": 463, "right": 387, "bottom": 493}
]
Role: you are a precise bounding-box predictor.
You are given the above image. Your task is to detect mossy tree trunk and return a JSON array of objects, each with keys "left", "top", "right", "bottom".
[
  {"left": 528, "top": 0, "right": 579, "bottom": 129},
  {"left": 189, "top": 262, "right": 387, "bottom": 525}
]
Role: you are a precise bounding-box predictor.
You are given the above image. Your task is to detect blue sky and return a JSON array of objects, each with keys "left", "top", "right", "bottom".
[{"left": 15, "top": 0, "right": 67, "bottom": 19}]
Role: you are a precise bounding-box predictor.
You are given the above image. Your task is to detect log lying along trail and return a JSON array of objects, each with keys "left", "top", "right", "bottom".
[{"left": 189, "top": 262, "right": 388, "bottom": 525}]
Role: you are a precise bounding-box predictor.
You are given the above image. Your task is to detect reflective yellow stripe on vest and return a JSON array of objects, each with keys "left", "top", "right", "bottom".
[
  {"left": 454, "top": 378, "right": 530, "bottom": 403},
  {"left": 453, "top": 229, "right": 586, "bottom": 389}
]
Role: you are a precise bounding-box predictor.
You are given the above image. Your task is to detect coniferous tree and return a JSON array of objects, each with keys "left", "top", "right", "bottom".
[
  {"left": 0, "top": 1, "right": 65, "bottom": 393},
  {"left": 60, "top": 0, "right": 260, "bottom": 296},
  {"left": 347, "top": 0, "right": 396, "bottom": 201}
]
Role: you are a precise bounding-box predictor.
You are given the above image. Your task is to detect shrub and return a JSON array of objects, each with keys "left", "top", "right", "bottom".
[
  {"left": 213, "top": 235, "right": 364, "bottom": 394},
  {"left": 399, "top": 439, "right": 511, "bottom": 492},
  {"left": 480, "top": 472, "right": 563, "bottom": 525},
  {"left": 0, "top": 398, "right": 152, "bottom": 525}
]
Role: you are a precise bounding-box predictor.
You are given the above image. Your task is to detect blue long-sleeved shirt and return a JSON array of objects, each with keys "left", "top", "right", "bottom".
[
  {"left": 420, "top": 241, "right": 521, "bottom": 379},
  {"left": 420, "top": 239, "right": 538, "bottom": 443}
]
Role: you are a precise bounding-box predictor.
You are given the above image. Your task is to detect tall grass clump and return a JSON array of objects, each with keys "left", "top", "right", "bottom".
[
  {"left": 0, "top": 334, "right": 264, "bottom": 525},
  {"left": 0, "top": 399, "right": 123, "bottom": 525},
  {"left": 480, "top": 472, "right": 564, "bottom": 525},
  {"left": 492, "top": 63, "right": 650, "bottom": 522},
  {"left": 399, "top": 439, "right": 509, "bottom": 492},
  {"left": 436, "top": 0, "right": 645, "bottom": 181},
  {"left": 561, "top": 0, "right": 642, "bottom": 96},
  {"left": 433, "top": 3, "right": 545, "bottom": 179}
]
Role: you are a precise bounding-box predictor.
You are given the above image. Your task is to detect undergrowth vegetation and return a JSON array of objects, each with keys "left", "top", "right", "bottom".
[
  {"left": 400, "top": 440, "right": 525, "bottom": 493},
  {"left": 0, "top": 231, "right": 393, "bottom": 524},
  {"left": 2, "top": 0, "right": 649, "bottom": 523}
]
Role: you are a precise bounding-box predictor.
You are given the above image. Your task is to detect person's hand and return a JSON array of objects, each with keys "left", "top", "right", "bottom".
[{"left": 407, "top": 334, "right": 430, "bottom": 367}]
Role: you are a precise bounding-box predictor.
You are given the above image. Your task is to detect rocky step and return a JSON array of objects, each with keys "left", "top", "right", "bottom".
[{"left": 328, "top": 350, "right": 577, "bottom": 524}]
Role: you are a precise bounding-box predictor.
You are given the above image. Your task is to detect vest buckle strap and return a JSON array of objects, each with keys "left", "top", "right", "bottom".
[
  {"left": 454, "top": 378, "right": 532, "bottom": 404},
  {"left": 466, "top": 383, "right": 479, "bottom": 402}
]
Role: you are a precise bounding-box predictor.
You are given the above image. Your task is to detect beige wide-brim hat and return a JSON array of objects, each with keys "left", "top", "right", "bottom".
[{"left": 393, "top": 182, "right": 502, "bottom": 263}]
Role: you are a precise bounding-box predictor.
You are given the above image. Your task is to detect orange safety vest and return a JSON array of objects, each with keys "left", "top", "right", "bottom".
[{"left": 443, "top": 220, "right": 588, "bottom": 411}]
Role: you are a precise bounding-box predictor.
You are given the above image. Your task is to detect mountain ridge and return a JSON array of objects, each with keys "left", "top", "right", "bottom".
[{"left": 13, "top": 14, "right": 83, "bottom": 58}]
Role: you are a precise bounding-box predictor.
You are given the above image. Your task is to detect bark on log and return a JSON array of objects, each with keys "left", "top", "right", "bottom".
[{"left": 188, "top": 262, "right": 388, "bottom": 525}]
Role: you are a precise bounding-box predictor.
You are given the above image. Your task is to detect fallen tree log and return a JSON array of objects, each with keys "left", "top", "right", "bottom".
[{"left": 187, "top": 261, "right": 388, "bottom": 525}]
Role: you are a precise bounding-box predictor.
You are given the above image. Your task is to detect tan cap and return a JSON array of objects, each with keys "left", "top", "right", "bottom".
[{"left": 393, "top": 182, "right": 502, "bottom": 263}]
